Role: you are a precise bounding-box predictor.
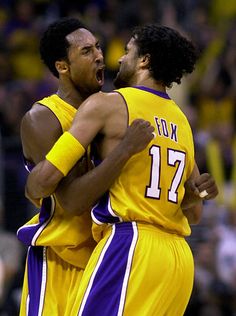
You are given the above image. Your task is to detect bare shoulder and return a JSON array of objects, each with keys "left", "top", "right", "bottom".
[
  {"left": 91, "top": 90, "right": 125, "bottom": 104},
  {"left": 79, "top": 91, "right": 126, "bottom": 117},
  {"left": 21, "top": 103, "right": 62, "bottom": 163},
  {"left": 22, "top": 103, "right": 59, "bottom": 130},
  {"left": 21, "top": 103, "right": 62, "bottom": 140}
]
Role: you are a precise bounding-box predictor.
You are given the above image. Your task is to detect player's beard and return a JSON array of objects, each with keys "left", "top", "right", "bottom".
[
  {"left": 113, "top": 71, "right": 128, "bottom": 88},
  {"left": 113, "top": 68, "right": 134, "bottom": 89}
]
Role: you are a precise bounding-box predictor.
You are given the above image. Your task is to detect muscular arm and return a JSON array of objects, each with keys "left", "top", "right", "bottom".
[
  {"left": 25, "top": 93, "right": 110, "bottom": 199},
  {"left": 24, "top": 95, "right": 154, "bottom": 213},
  {"left": 56, "top": 119, "right": 154, "bottom": 214},
  {"left": 21, "top": 104, "right": 63, "bottom": 205}
]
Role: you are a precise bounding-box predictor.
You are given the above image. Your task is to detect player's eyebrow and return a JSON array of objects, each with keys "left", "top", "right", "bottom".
[
  {"left": 81, "top": 44, "right": 93, "bottom": 51},
  {"left": 81, "top": 41, "right": 100, "bottom": 51}
]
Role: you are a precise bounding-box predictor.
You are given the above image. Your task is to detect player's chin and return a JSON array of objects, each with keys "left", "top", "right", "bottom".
[
  {"left": 93, "top": 77, "right": 103, "bottom": 90},
  {"left": 113, "top": 75, "right": 127, "bottom": 89},
  {"left": 91, "top": 82, "right": 103, "bottom": 93}
]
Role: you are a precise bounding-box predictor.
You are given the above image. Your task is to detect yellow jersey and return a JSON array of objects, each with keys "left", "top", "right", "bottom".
[
  {"left": 92, "top": 86, "right": 195, "bottom": 238},
  {"left": 17, "top": 94, "right": 95, "bottom": 269}
]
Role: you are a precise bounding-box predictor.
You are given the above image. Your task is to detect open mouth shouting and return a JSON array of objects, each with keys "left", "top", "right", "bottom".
[{"left": 96, "top": 66, "right": 105, "bottom": 85}]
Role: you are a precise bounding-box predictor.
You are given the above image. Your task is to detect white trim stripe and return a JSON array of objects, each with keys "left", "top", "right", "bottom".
[
  {"left": 91, "top": 209, "right": 104, "bottom": 225},
  {"left": 26, "top": 294, "right": 29, "bottom": 315},
  {"left": 78, "top": 225, "right": 116, "bottom": 316},
  {"left": 38, "top": 247, "right": 47, "bottom": 316},
  {"left": 108, "top": 197, "right": 123, "bottom": 222},
  {"left": 31, "top": 197, "right": 55, "bottom": 246},
  {"left": 26, "top": 246, "right": 30, "bottom": 316},
  {"left": 91, "top": 196, "right": 122, "bottom": 225}
]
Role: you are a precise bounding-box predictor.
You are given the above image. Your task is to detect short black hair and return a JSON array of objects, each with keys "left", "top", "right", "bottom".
[
  {"left": 39, "top": 17, "right": 87, "bottom": 78},
  {"left": 132, "top": 24, "right": 199, "bottom": 88}
]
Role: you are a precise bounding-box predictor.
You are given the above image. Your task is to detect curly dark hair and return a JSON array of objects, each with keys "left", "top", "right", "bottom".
[
  {"left": 132, "top": 24, "right": 199, "bottom": 88},
  {"left": 39, "top": 17, "right": 87, "bottom": 78}
]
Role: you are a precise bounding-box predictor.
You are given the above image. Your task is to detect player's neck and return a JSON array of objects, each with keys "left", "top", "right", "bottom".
[
  {"left": 134, "top": 77, "right": 166, "bottom": 93},
  {"left": 56, "top": 85, "right": 85, "bottom": 109}
]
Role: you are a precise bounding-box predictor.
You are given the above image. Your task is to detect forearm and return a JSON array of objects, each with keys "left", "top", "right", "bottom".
[
  {"left": 56, "top": 144, "right": 132, "bottom": 215},
  {"left": 56, "top": 118, "right": 155, "bottom": 214},
  {"left": 181, "top": 190, "right": 202, "bottom": 210},
  {"left": 26, "top": 160, "right": 64, "bottom": 200},
  {"left": 26, "top": 132, "right": 86, "bottom": 201},
  {"left": 182, "top": 203, "right": 202, "bottom": 225},
  {"left": 181, "top": 182, "right": 203, "bottom": 225},
  {"left": 181, "top": 166, "right": 218, "bottom": 225}
]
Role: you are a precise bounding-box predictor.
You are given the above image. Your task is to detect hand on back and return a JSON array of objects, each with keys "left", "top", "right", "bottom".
[{"left": 122, "top": 119, "right": 155, "bottom": 156}]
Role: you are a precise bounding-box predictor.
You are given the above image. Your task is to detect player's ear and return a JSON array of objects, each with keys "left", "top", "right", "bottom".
[
  {"left": 55, "top": 60, "right": 69, "bottom": 75},
  {"left": 140, "top": 54, "right": 151, "bottom": 69}
]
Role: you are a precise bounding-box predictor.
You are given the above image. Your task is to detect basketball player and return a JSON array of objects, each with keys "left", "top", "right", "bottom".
[
  {"left": 24, "top": 24, "right": 218, "bottom": 315},
  {"left": 18, "top": 18, "right": 154, "bottom": 316}
]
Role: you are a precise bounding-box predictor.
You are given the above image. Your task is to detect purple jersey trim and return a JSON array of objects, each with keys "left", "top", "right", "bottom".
[
  {"left": 91, "top": 192, "right": 120, "bottom": 224},
  {"left": 27, "top": 246, "right": 45, "bottom": 315},
  {"left": 133, "top": 86, "right": 171, "bottom": 99},
  {"left": 17, "top": 196, "right": 55, "bottom": 245},
  {"left": 114, "top": 90, "right": 129, "bottom": 125},
  {"left": 78, "top": 222, "right": 138, "bottom": 315},
  {"left": 23, "top": 156, "right": 35, "bottom": 173}
]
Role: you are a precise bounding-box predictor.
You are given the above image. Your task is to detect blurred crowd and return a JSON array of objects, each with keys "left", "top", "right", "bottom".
[{"left": 0, "top": 0, "right": 236, "bottom": 315}]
